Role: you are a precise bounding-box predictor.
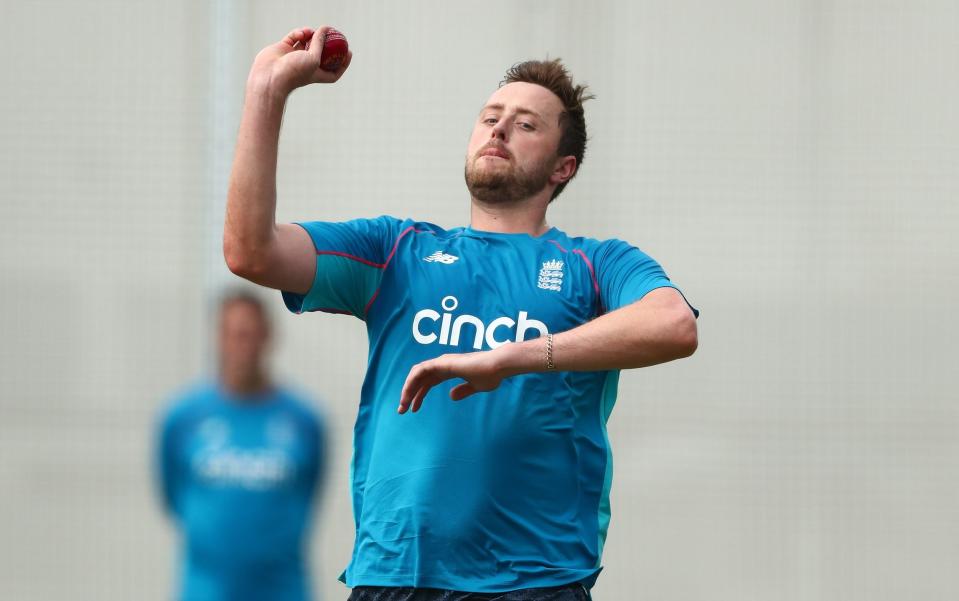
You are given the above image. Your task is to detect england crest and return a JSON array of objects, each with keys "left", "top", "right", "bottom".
[{"left": 537, "top": 259, "right": 564, "bottom": 292}]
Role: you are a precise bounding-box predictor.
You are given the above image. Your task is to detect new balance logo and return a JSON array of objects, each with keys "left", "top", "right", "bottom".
[
  {"left": 424, "top": 250, "right": 459, "bottom": 264},
  {"left": 537, "top": 259, "right": 564, "bottom": 291}
]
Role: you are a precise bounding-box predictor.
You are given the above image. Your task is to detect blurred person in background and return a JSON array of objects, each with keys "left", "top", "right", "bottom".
[
  {"left": 224, "top": 26, "right": 697, "bottom": 601},
  {"left": 156, "top": 289, "right": 326, "bottom": 601}
]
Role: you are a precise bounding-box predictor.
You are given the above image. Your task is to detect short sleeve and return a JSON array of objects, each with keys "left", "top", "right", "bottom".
[
  {"left": 282, "top": 216, "right": 406, "bottom": 319},
  {"left": 595, "top": 239, "right": 699, "bottom": 316}
]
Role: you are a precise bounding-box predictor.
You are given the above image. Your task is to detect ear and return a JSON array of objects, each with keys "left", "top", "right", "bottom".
[{"left": 550, "top": 156, "right": 577, "bottom": 185}]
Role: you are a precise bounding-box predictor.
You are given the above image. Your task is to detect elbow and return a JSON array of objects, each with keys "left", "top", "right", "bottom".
[
  {"left": 625, "top": 307, "right": 698, "bottom": 368},
  {"left": 673, "top": 311, "right": 698, "bottom": 358},
  {"left": 223, "top": 234, "right": 265, "bottom": 281},
  {"left": 223, "top": 234, "right": 251, "bottom": 278},
  {"left": 648, "top": 307, "right": 697, "bottom": 362}
]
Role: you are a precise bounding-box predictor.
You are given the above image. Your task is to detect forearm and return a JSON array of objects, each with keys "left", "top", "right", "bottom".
[
  {"left": 223, "top": 77, "right": 289, "bottom": 276},
  {"left": 496, "top": 288, "right": 698, "bottom": 376},
  {"left": 397, "top": 290, "right": 697, "bottom": 412}
]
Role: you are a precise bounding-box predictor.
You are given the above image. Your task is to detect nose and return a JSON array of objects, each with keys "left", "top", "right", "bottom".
[{"left": 490, "top": 118, "right": 508, "bottom": 142}]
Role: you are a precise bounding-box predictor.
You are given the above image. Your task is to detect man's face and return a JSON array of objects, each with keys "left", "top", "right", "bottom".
[
  {"left": 465, "top": 82, "right": 567, "bottom": 204},
  {"left": 218, "top": 300, "right": 270, "bottom": 374}
]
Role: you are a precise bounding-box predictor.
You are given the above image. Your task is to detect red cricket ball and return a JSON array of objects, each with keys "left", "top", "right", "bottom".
[{"left": 320, "top": 28, "right": 348, "bottom": 72}]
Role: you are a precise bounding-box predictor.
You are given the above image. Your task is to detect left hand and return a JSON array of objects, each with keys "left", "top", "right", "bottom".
[{"left": 397, "top": 351, "right": 506, "bottom": 414}]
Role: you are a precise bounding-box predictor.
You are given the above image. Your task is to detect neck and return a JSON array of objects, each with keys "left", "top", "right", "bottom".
[
  {"left": 220, "top": 366, "right": 269, "bottom": 399},
  {"left": 469, "top": 195, "right": 550, "bottom": 236}
]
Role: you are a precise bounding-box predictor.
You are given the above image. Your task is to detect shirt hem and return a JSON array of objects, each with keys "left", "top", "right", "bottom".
[{"left": 342, "top": 567, "right": 600, "bottom": 593}]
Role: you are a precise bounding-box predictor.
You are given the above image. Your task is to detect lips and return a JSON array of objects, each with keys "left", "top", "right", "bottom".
[{"left": 479, "top": 146, "right": 510, "bottom": 160}]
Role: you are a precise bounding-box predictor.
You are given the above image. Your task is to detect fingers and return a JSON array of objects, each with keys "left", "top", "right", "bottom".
[
  {"left": 282, "top": 27, "right": 315, "bottom": 49},
  {"left": 274, "top": 26, "right": 352, "bottom": 86},
  {"left": 398, "top": 382, "right": 432, "bottom": 414},
  {"left": 308, "top": 49, "right": 353, "bottom": 85},
  {"left": 398, "top": 362, "right": 429, "bottom": 414},
  {"left": 306, "top": 26, "right": 330, "bottom": 62},
  {"left": 397, "top": 353, "right": 502, "bottom": 413},
  {"left": 410, "top": 385, "right": 430, "bottom": 413},
  {"left": 397, "top": 357, "right": 451, "bottom": 414},
  {"left": 332, "top": 50, "right": 353, "bottom": 78},
  {"left": 450, "top": 383, "right": 477, "bottom": 401},
  {"left": 397, "top": 387, "right": 413, "bottom": 414}
]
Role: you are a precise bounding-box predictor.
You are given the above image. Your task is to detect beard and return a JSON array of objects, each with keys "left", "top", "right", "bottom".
[{"left": 464, "top": 152, "right": 554, "bottom": 204}]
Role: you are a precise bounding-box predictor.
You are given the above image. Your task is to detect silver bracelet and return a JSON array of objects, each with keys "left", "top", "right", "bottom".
[{"left": 545, "top": 333, "right": 555, "bottom": 370}]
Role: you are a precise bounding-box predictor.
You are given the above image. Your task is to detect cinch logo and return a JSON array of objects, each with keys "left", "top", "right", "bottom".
[
  {"left": 411, "top": 295, "right": 548, "bottom": 350},
  {"left": 192, "top": 448, "right": 291, "bottom": 490}
]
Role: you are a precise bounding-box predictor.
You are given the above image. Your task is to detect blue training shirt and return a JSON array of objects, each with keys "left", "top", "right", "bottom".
[
  {"left": 282, "top": 216, "right": 697, "bottom": 592},
  {"left": 157, "top": 381, "right": 324, "bottom": 601}
]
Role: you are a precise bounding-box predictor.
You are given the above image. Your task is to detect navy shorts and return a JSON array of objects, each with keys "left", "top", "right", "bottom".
[{"left": 347, "top": 584, "right": 590, "bottom": 601}]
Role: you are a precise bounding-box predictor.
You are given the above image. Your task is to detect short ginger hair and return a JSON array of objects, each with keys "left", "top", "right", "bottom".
[{"left": 502, "top": 59, "right": 594, "bottom": 201}]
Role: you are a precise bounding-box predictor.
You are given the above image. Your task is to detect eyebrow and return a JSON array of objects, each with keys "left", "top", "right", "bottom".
[{"left": 481, "top": 103, "right": 547, "bottom": 123}]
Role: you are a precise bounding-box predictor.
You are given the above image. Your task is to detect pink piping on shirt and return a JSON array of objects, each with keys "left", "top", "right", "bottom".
[
  {"left": 315, "top": 249, "right": 385, "bottom": 269},
  {"left": 573, "top": 248, "right": 605, "bottom": 315},
  {"left": 309, "top": 225, "right": 431, "bottom": 316},
  {"left": 363, "top": 226, "right": 430, "bottom": 315}
]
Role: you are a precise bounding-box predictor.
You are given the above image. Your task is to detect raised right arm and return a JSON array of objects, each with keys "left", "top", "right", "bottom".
[{"left": 224, "top": 27, "right": 352, "bottom": 294}]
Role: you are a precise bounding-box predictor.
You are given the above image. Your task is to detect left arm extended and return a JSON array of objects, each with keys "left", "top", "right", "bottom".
[{"left": 397, "top": 287, "right": 697, "bottom": 413}]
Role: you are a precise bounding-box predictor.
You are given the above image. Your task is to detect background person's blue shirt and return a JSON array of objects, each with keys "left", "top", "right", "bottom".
[
  {"left": 157, "top": 381, "right": 325, "bottom": 601},
  {"left": 282, "top": 216, "right": 697, "bottom": 593}
]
